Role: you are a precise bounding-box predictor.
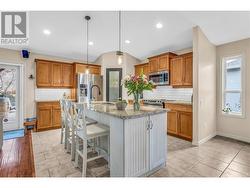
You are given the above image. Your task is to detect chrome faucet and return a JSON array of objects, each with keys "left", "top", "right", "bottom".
[{"left": 90, "top": 84, "right": 101, "bottom": 101}]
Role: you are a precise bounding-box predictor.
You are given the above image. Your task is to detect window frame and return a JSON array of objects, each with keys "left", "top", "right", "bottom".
[{"left": 221, "top": 54, "right": 245, "bottom": 118}]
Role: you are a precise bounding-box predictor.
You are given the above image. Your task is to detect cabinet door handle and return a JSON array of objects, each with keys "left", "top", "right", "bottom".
[
  {"left": 146, "top": 120, "right": 150, "bottom": 130},
  {"left": 150, "top": 120, "right": 153, "bottom": 129}
]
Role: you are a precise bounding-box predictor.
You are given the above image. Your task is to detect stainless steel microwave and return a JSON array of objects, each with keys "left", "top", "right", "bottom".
[{"left": 148, "top": 71, "right": 169, "bottom": 85}]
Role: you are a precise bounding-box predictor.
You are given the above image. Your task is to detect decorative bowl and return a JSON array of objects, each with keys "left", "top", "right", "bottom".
[{"left": 115, "top": 101, "right": 127, "bottom": 110}]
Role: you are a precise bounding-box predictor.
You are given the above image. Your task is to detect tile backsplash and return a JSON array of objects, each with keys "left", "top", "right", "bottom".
[
  {"left": 35, "top": 88, "right": 71, "bottom": 101},
  {"left": 143, "top": 86, "right": 193, "bottom": 101}
]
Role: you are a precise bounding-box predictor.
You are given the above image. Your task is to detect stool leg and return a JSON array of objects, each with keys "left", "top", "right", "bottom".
[
  {"left": 60, "top": 123, "right": 64, "bottom": 144},
  {"left": 71, "top": 131, "right": 75, "bottom": 161},
  {"left": 82, "top": 140, "right": 88, "bottom": 177},
  {"left": 64, "top": 125, "right": 68, "bottom": 149},
  {"left": 74, "top": 135, "right": 79, "bottom": 168},
  {"left": 107, "top": 135, "right": 110, "bottom": 168}
]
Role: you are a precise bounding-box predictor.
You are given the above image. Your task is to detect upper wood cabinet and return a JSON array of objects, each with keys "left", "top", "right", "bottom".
[
  {"left": 52, "top": 63, "right": 62, "bottom": 87},
  {"left": 170, "top": 57, "right": 184, "bottom": 86},
  {"left": 36, "top": 60, "right": 52, "bottom": 87},
  {"left": 134, "top": 63, "right": 149, "bottom": 77},
  {"left": 148, "top": 57, "right": 159, "bottom": 73},
  {"left": 36, "top": 59, "right": 74, "bottom": 88},
  {"left": 62, "top": 64, "right": 74, "bottom": 87},
  {"left": 74, "top": 63, "right": 101, "bottom": 75},
  {"left": 170, "top": 53, "right": 193, "bottom": 87},
  {"left": 148, "top": 52, "right": 177, "bottom": 73}
]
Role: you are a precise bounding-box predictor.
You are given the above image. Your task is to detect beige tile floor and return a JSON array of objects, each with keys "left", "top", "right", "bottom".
[
  {"left": 32, "top": 129, "right": 250, "bottom": 177},
  {"left": 32, "top": 129, "right": 109, "bottom": 177}
]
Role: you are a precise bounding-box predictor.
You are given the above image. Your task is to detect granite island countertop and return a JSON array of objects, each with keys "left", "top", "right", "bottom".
[{"left": 83, "top": 102, "right": 168, "bottom": 120}]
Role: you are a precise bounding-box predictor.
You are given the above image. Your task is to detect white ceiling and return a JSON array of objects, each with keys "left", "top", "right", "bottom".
[{"left": 1, "top": 11, "right": 250, "bottom": 62}]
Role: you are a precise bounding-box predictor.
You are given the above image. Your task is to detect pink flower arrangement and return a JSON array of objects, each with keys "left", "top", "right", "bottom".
[{"left": 122, "top": 73, "right": 154, "bottom": 96}]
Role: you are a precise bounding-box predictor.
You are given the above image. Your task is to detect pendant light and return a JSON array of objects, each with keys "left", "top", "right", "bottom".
[
  {"left": 85, "top": 15, "right": 90, "bottom": 74},
  {"left": 116, "top": 11, "right": 123, "bottom": 65}
]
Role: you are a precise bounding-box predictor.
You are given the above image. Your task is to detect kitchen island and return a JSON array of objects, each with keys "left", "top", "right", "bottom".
[{"left": 84, "top": 102, "right": 168, "bottom": 177}]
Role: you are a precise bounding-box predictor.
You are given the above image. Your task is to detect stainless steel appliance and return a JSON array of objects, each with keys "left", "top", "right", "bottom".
[
  {"left": 143, "top": 99, "right": 166, "bottom": 108},
  {"left": 148, "top": 71, "right": 169, "bottom": 86},
  {"left": 77, "top": 73, "right": 103, "bottom": 103}
]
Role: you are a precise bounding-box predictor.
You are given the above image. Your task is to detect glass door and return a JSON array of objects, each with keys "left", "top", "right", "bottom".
[
  {"left": 0, "top": 64, "right": 21, "bottom": 131},
  {"left": 106, "top": 68, "right": 122, "bottom": 102}
]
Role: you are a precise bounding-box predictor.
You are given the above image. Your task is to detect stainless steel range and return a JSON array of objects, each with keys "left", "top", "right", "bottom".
[{"left": 142, "top": 99, "right": 166, "bottom": 107}]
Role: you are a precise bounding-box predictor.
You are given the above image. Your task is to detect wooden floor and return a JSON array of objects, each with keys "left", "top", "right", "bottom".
[{"left": 0, "top": 131, "right": 35, "bottom": 177}]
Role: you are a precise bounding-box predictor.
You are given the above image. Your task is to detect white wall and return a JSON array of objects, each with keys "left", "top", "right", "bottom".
[
  {"left": 0, "top": 48, "right": 88, "bottom": 119},
  {"left": 216, "top": 38, "right": 250, "bottom": 143},
  {"left": 193, "top": 26, "right": 217, "bottom": 145},
  {"left": 95, "top": 52, "right": 140, "bottom": 100}
]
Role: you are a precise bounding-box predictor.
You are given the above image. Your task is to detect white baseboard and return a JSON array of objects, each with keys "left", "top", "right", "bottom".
[
  {"left": 197, "top": 132, "right": 217, "bottom": 145},
  {"left": 217, "top": 131, "right": 250, "bottom": 143}
]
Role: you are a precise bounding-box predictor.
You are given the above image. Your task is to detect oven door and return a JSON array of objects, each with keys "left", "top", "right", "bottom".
[{"left": 149, "top": 71, "right": 169, "bottom": 85}]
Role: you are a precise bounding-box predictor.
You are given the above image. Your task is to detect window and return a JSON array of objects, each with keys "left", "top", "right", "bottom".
[{"left": 222, "top": 55, "right": 244, "bottom": 117}]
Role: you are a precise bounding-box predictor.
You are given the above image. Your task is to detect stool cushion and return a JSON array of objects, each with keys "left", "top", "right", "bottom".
[{"left": 77, "top": 123, "right": 109, "bottom": 139}]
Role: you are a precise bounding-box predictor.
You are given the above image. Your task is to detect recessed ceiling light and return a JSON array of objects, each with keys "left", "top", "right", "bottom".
[
  {"left": 125, "top": 40, "right": 131, "bottom": 44},
  {"left": 88, "top": 41, "right": 94, "bottom": 46},
  {"left": 156, "top": 23, "right": 163, "bottom": 29},
  {"left": 43, "top": 29, "right": 51, "bottom": 35}
]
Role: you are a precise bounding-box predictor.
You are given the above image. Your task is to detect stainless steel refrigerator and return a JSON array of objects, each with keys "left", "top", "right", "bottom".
[{"left": 77, "top": 73, "right": 103, "bottom": 103}]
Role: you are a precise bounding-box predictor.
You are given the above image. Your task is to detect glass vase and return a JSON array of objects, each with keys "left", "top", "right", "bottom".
[{"left": 133, "top": 92, "right": 140, "bottom": 111}]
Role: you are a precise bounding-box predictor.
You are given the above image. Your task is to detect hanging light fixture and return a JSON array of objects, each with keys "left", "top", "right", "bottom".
[
  {"left": 85, "top": 15, "right": 90, "bottom": 74},
  {"left": 116, "top": 11, "right": 123, "bottom": 65}
]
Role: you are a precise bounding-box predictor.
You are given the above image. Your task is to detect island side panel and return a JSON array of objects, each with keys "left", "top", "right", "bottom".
[
  {"left": 149, "top": 113, "right": 167, "bottom": 172},
  {"left": 124, "top": 116, "right": 150, "bottom": 177},
  {"left": 86, "top": 110, "right": 125, "bottom": 177}
]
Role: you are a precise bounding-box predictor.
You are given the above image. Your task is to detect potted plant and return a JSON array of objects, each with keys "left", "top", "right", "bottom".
[
  {"left": 115, "top": 98, "right": 127, "bottom": 110},
  {"left": 122, "top": 73, "right": 153, "bottom": 111}
]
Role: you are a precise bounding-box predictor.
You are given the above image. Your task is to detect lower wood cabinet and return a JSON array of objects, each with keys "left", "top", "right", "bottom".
[
  {"left": 178, "top": 112, "right": 192, "bottom": 140},
  {"left": 37, "top": 102, "right": 61, "bottom": 131},
  {"left": 165, "top": 103, "right": 193, "bottom": 141},
  {"left": 167, "top": 110, "right": 178, "bottom": 135}
]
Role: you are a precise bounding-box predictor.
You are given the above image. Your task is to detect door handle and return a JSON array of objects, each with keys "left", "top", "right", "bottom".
[
  {"left": 146, "top": 120, "right": 150, "bottom": 130},
  {"left": 150, "top": 120, "right": 153, "bottom": 129}
]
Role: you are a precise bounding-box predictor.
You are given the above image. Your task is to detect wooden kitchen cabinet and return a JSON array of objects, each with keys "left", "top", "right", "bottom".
[
  {"left": 148, "top": 57, "right": 159, "bottom": 73},
  {"left": 165, "top": 103, "right": 193, "bottom": 141},
  {"left": 170, "top": 53, "right": 193, "bottom": 87},
  {"left": 37, "top": 102, "right": 61, "bottom": 131},
  {"left": 183, "top": 55, "right": 193, "bottom": 86},
  {"left": 36, "top": 60, "right": 52, "bottom": 87},
  {"left": 52, "top": 105, "right": 61, "bottom": 128},
  {"left": 148, "top": 52, "right": 177, "bottom": 73},
  {"left": 52, "top": 63, "right": 62, "bottom": 87},
  {"left": 158, "top": 55, "right": 170, "bottom": 71},
  {"left": 74, "top": 63, "right": 101, "bottom": 75},
  {"left": 62, "top": 64, "right": 74, "bottom": 87},
  {"left": 178, "top": 112, "right": 192, "bottom": 140},
  {"left": 167, "top": 110, "right": 178, "bottom": 135},
  {"left": 36, "top": 59, "right": 74, "bottom": 88},
  {"left": 134, "top": 63, "right": 149, "bottom": 77}
]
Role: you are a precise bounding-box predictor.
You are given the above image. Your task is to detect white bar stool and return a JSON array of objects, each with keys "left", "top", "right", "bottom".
[
  {"left": 73, "top": 103, "right": 110, "bottom": 177},
  {"left": 64, "top": 100, "right": 98, "bottom": 161}
]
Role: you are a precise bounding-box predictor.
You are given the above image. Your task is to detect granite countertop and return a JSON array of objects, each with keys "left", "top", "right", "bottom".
[
  {"left": 84, "top": 102, "right": 168, "bottom": 119},
  {"left": 165, "top": 100, "right": 192, "bottom": 105},
  {"left": 35, "top": 99, "right": 76, "bottom": 103}
]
